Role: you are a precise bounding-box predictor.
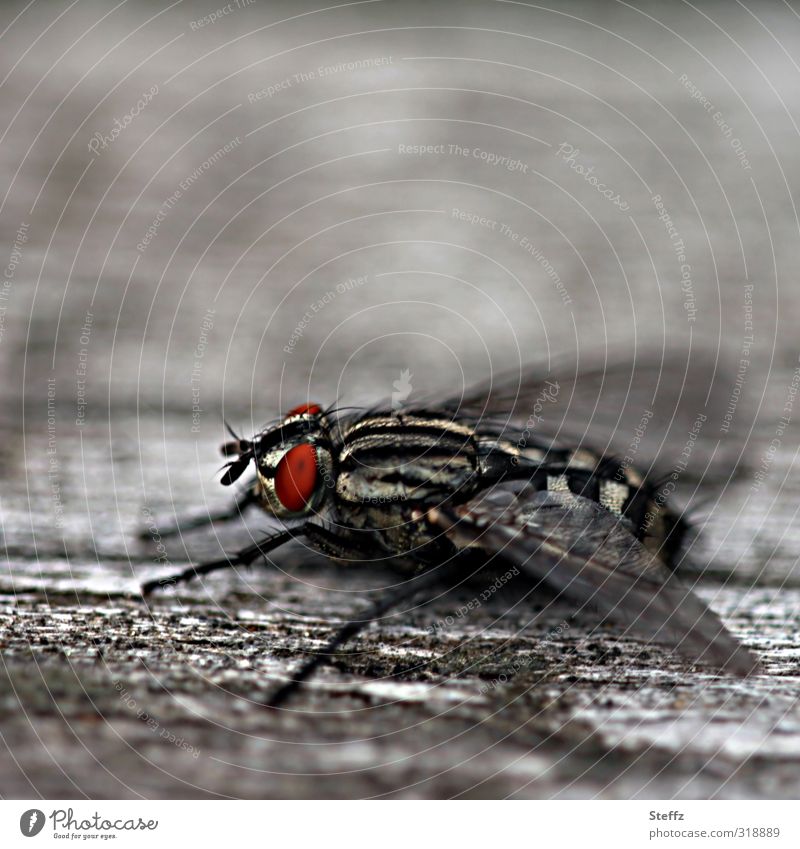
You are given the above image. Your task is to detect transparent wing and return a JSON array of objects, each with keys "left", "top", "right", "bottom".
[
  {"left": 426, "top": 482, "right": 759, "bottom": 675},
  {"left": 408, "top": 349, "right": 751, "bottom": 480}
]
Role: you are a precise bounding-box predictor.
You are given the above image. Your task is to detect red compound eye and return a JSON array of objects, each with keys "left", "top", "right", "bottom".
[
  {"left": 274, "top": 444, "right": 319, "bottom": 512},
  {"left": 285, "top": 403, "right": 322, "bottom": 418}
]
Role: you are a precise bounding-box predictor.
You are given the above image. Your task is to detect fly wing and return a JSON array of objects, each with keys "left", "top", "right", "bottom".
[
  {"left": 425, "top": 482, "right": 759, "bottom": 674},
  {"left": 409, "top": 350, "right": 750, "bottom": 479}
]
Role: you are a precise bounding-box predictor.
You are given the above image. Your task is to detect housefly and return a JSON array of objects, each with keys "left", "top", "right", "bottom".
[{"left": 140, "top": 354, "right": 760, "bottom": 705}]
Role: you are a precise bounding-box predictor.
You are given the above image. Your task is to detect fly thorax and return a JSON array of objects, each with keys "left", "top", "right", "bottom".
[{"left": 335, "top": 416, "right": 479, "bottom": 510}]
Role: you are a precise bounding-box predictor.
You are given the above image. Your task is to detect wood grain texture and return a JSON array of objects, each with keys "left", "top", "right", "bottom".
[
  {"left": 1, "top": 419, "right": 799, "bottom": 798},
  {"left": 1, "top": 0, "right": 800, "bottom": 799}
]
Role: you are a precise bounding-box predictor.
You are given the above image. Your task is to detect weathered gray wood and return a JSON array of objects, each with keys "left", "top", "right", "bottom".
[
  {"left": 1, "top": 419, "right": 799, "bottom": 798},
  {"left": 2, "top": 0, "right": 800, "bottom": 800}
]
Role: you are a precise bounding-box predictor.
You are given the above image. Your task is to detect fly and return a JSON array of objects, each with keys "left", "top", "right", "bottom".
[{"left": 140, "top": 357, "right": 760, "bottom": 706}]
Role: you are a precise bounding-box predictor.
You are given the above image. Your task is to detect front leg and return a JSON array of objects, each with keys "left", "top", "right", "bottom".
[
  {"left": 140, "top": 516, "right": 387, "bottom": 597},
  {"left": 140, "top": 527, "right": 296, "bottom": 595}
]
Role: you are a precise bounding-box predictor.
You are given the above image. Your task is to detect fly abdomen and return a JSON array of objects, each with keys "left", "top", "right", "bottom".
[{"left": 536, "top": 461, "right": 690, "bottom": 569}]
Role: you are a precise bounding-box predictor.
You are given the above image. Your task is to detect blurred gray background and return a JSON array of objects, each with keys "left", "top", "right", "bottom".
[
  {"left": 1, "top": 0, "right": 799, "bottom": 799},
  {"left": 3, "top": 0, "right": 799, "bottom": 553}
]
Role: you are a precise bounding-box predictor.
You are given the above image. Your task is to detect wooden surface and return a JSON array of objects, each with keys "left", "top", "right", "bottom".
[
  {"left": 2, "top": 0, "right": 800, "bottom": 799},
  {"left": 1, "top": 418, "right": 799, "bottom": 799}
]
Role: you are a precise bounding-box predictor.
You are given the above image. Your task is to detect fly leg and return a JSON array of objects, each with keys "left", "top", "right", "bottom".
[
  {"left": 140, "top": 527, "right": 295, "bottom": 596},
  {"left": 303, "top": 520, "right": 392, "bottom": 561},
  {"left": 265, "top": 551, "right": 469, "bottom": 709},
  {"left": 139, "top": 483, "right": 258, "bottom": 541}
]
